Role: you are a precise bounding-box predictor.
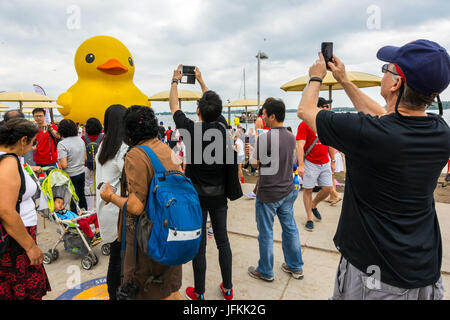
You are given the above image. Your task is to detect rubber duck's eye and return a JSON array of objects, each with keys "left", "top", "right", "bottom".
[
  {"left": 128, "top": 57, "right": 134, "bottom": 67},
  {"left": 85, "top": 53, "right": 95, "bottom": 63}
]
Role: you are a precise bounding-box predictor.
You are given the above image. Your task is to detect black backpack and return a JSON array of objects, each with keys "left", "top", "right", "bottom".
[
  {"left": 0, "top": 153, "right": 26, "bottom": 256},
  {"left": 85, "top": 133, "right": 103, "bottom": 170}
]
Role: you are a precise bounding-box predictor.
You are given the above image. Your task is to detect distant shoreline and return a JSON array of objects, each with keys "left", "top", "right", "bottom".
[{"left": 154, "top": 102, "right": 450, "bottom": 116}]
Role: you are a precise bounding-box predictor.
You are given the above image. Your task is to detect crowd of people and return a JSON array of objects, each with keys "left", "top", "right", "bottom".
[{"left": 0, "top": 39, "right": 449, "bottom": 301}]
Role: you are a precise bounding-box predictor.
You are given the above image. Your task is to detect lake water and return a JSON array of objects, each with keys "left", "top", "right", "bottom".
[{"left": 155, "top": 109, "right": 450, "bottom": 133}]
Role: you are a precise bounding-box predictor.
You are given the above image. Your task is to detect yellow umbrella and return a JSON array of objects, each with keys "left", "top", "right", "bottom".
[
  {"left": 224, "top": 99, "right": 260, "bottom": 107},
  {"left": 224, "top": 99, "right": 261, "bottom": 126},
  {"left": 280, "top": 71, "right": 381, "bottom": 108},
  {"left": 149, "top": 90, "right": 202, "bottom": 110},
  {"left": 149, "top": 90, "right": 202, "bottom": 101},
  {"left": 0, "top": 91, "right": 55, "bottom": 109},
  {"left": 22, "top": 102, "right": 63, "bottom": 109}
]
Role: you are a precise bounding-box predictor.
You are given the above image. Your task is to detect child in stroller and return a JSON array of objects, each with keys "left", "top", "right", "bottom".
[
  {"left": 54, "top": 196, "right": 101, "bottom": 246},
  {"left": 40, "top": 169, "right": 101, "bottom": 270}
]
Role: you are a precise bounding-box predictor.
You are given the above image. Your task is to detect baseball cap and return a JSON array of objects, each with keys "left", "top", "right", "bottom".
[
  {"left": 377, "top": 39, "right": 450, "bottom": 96},
  {"left": 317, "top": 97, "right": 332, "bottom": 107}
]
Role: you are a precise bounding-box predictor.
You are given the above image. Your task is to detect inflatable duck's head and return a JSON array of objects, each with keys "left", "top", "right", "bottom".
[{"left": 74, "top": 35, "right": 135, "bottom": 81}]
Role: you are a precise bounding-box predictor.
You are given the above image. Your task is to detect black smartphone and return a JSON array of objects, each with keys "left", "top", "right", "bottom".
[
  {"left": 245, "top": 136, "right": 249, "bottom": 143},
  {"left": 181, "top": 65, "right": 196, "bottom": 84},
  {"left": 321, "top": 42, "right": 333, "bottom": 70},
  {"left": 97, "top": 182, "right": 104, "bottom": 190}
]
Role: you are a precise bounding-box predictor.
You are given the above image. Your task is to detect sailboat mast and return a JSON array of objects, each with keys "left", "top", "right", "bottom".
[{"left": 243, "top": 67, "right": 246, "bottom": 100}]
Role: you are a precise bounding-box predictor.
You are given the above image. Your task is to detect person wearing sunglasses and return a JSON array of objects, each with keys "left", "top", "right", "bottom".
[{"left": 297, "top": 40, "right": 450, "bottom": 300}]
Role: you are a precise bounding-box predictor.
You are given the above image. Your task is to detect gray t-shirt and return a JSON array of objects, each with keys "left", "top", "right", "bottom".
[
  {"left": 253, "top": 127, "right": 295, "bottom": 203},
  {"left": 57, "top": 136, "right": 85, "bottom": 177}
]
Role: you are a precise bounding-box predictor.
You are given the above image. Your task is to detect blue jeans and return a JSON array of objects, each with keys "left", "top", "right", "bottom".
[{"left": 255, "top": 189, "right": 303, "bottom": 278}]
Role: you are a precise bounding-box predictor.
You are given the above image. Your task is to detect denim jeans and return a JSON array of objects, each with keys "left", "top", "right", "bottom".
[{"left": 255, "top": 189, "right": 303, "bottom": 278}]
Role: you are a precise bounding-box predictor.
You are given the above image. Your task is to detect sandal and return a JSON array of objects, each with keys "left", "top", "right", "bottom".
[{"left": 330, "top": 198, "right": 342, "bottom": 206}]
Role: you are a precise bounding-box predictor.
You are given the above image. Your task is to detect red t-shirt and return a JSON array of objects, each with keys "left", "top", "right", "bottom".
[
  {"left": 166, "top": 130, "right": 173, "bottom": 141},
  {"left": 259, "top": 115, "right": 270, "bottom": 130},
  {"left": 296, "top": 121, "right": 330, "bottom": 165},
  {"left": 34, "top": 124, "right": 59, "bottom": 165}
]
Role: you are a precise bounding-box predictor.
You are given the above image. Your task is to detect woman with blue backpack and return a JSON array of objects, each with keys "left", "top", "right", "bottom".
[{"left": 100, "top": 105, "right": 196, "bottom": 300}]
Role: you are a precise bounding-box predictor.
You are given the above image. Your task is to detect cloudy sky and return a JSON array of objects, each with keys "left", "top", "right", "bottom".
[{"left": 1, "top": 0, "right": 449, "bottom": 114}]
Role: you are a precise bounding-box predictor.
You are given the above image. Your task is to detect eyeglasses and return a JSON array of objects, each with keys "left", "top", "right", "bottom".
[{"left": 381, "top": 64, "right": 399, "bottom": 76}]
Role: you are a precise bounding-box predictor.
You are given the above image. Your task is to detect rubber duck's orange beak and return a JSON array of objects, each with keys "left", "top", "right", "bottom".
[{"left": 97, "top": 59, "right": 128, "bottom": 75}]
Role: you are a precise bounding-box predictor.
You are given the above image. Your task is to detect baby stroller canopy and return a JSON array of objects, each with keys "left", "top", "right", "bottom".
[{"left": 39, "top": 169, "right": 79, "bottom": 213}]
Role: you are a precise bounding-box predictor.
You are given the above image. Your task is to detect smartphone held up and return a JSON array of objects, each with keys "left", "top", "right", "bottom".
[
  {"left": 321, "top": 42, "right": 333, "bottom": 70},
  {"left": 181, "top": 65, "right": 196, "bottom": 84}
]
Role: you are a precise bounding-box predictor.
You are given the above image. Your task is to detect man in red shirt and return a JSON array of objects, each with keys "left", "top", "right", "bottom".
[
  {"left": 33, "top": 108, "right": 60, "bottom": 167},
  {"left": 296, "top": 98, "right": 335, "bottom": 231},
  {"left": 166, "top": 126, "right": 173, "bottom": 142}
]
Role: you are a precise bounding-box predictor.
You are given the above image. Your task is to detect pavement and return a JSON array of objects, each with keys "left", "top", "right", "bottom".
[{"left": 38, "top": 183, "right": 450, "bottom": 300}]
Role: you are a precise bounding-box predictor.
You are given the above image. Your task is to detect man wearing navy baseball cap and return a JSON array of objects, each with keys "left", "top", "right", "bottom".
[{"left": 297, "top": 39, "right": 450, "bottom": 300}]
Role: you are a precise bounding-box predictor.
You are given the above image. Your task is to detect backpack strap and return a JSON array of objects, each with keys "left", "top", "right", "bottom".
[
  {"left": 0, "top": 154, "right": 26, "bottom": 211},
  {"left": 138, "top": 145, "right": 166, "bottom": 174},
  {"left": 95, "top": 133, "right": 104, "bottom": 144},
  {"left": 304, "top": 137, "right": 319, "bottom": 158},
  {"left": 84, "top": 134, "right": 92, "bottom": 144},
  {"left": 0, "top": 154, "right": 26, "bottom": 264}
]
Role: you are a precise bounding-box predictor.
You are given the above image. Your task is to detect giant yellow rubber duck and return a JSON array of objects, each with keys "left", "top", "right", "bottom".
[{"left": 57, "top": 35, "right": 150, "bottom": 124}]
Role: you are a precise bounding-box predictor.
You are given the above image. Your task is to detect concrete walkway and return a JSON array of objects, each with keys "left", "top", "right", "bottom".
[{"left": 39, "top": 183, "right": 450, "bottom": 300}]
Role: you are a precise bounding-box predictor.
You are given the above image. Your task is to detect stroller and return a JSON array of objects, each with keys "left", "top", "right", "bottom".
[{"left": 38, "top": 169, "right": 99, "bottom": 270}]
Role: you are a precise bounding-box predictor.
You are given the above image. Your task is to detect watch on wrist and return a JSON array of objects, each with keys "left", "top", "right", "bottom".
[
  {"left": 309, "top": 77, "right": 323, "bottom": 84},
  {"left": 331, "top": 160, "right": 336, "bottom": 163},
  {"left": 171, "top": 79, "right": 179, "bottom": 85}
]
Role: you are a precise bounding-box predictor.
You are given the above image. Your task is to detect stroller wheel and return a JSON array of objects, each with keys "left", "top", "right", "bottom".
[
  {"left": 101, "top": 243, "right": 111, "bottom": 256},
  {"left": 81, "top": 255, "right": 94, "bottom": 270},
  {"left": 50, "top": 249, "right": 59, "bottom": 261},
  {"left": 90, "top": 252, "right": 99, "bottom": 266},
  {"left": 43, "top": 252, "right": 53, "bottom": 264}
]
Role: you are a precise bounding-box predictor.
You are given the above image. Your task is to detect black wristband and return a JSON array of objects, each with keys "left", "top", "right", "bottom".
[
  {"left": 309, "top": 77, "right": 323, "bottom": 84},
  {"left": 172, "top": 79, "right": 179, "bottom": 85}
]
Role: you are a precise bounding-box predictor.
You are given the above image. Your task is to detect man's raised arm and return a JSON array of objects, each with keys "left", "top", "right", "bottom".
[
  {"left": 328, "top": 55, "right": 386, "bottom": 116},
  {"left": 169, "top": 65, "right": 183, "bottom": 116}
]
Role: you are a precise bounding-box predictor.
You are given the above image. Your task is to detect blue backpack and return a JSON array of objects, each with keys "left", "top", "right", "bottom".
[{"left": 130, "top": 145, "right": 203, "bottom": 266}]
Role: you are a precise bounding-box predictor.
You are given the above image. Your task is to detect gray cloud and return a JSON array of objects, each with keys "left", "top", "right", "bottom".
[{"left": 1, "top": 0, "right": 449, "bottom": 114}]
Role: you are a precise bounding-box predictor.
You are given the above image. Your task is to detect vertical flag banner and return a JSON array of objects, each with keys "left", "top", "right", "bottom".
[{"left": 33, "top": 84, "right": 52, "bottom": 123}]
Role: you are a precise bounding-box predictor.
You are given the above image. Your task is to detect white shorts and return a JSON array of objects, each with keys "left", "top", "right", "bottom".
[
  {"left": 334, "top": 152, "right": 344, "bottom": 173},
  {"left": 303, "top": 159, "right": 333, "bottom": 189}
]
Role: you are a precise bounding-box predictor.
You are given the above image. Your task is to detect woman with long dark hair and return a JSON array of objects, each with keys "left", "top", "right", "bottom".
[
  {"left": 95, "top": 104, "right": 128, "bottom": 300},
  {"left": 99, "top": 105, "right": 183, "bottom": 300},
  {"left": 0, "top": 118, "right": 51, "bottom": 300}
]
